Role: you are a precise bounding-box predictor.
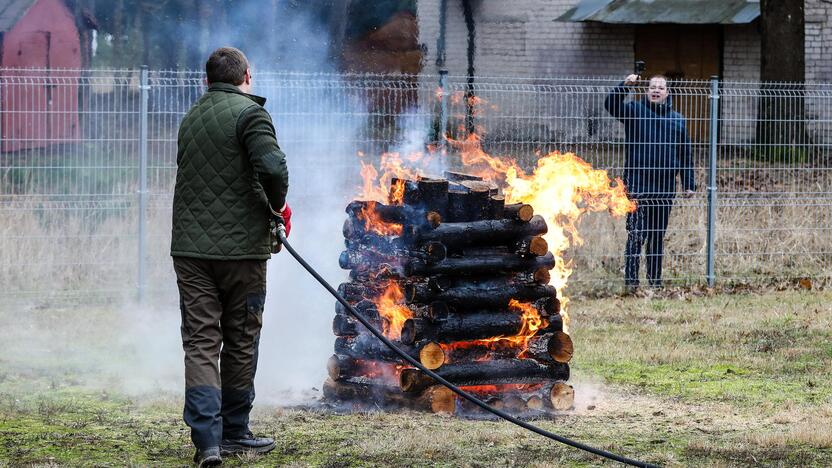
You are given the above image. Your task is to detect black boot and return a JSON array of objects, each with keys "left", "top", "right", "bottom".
[
  {"left": 220, "top": 432, "right": 276, "bottom": 455},
  {"left": 193, "top": 447, "right": 222, "bottom": 467}
]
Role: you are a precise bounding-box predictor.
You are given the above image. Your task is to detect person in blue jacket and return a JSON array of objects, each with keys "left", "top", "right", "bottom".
[{"left": 605, "top": 74, "right": 695, "bottom": 290}]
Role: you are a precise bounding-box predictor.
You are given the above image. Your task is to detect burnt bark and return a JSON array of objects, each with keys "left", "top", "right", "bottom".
[
  {"left": 526, "top": 331, "right": 573, "bottom": 364},
  {"left": 334, "top": 335, "right": 444, "bottom": 370},
  {"left": 404, "top": 252, "right": 554, "bottom": 277},
  {"left": 417, "top": 178, "right": 450, "bottom": 216},
  {"left": 322, "top": 378, "right": 456, "bottom": 414},
  {"left": 400, "top": 359, "right": 570, "bottom": 393},
  {"left": 401, "top": 311, "right": 562, "bottom": 345},
  {"left": 503, "top": 203, "right": 534, "bottom": 222},
  {"left": 405, "top": 278, "right": 557, "bottom": 308},
  {"left": 346, "top": 201, "right": 441, "bottom": 228},
  {"left": 413, "top": 215, "right": 548, "bottom": 248},
  {"left": 489, "top": 195, "right": 505, "bottom": 219}
]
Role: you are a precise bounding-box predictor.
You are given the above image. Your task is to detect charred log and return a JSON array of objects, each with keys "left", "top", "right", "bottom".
[
  {"left": 413, "top": 215, "right": 547, "bottom": 249},
  {"left": 546, "top": 381, "right": 575, "bottom": 411},
  {"left": 489, "top": 195, "right": 505, "bottom": 219},
  {"left": 390, "top": 178, "right": 420, "bottom": 206},
  {"left": 400, "top": 310, "right": 562, "bottom": 345},
  {"left": 526, "top": 331, "right": 573, "bottom": 364},
  {"left": 400, "top": 359, "right": 570, "bottom": 393},
  {"left": 444, "top": 170, "right": 483, "bottom": 183},
  {"left": 327, "top": 354, "right": 402, "bottom": 382},
  {"left": 322, "top": 378, "right": 456, "bottom": 414},
  {"left": 405, "top": 279, "right": 557, "bottom": 308},
  {"left": 346, "top": 201, "right": 442, "bottom": 229},
  {"left": 337, "top": 282, "right": 383, "bottom": 302},
  {"left": 417, "top": 178, "right": 449, "bottom": 216},
  {"left": 504, "top": 203, "right": 534, "bottom": 222},
  {"left": 514, "top": 236, "right": 549, "bottom": 257},
  {"left": 404, "top": 252, "right": 555, "bottom": 277},
  {"left": 334, "top": 335, "right": 445, "bottom": 370},
  {"left": 332, "top": 314, "right": 388, "bottom": 336}
]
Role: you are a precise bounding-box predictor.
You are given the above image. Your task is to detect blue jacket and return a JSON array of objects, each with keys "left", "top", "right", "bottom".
[{"left": 605, "top": 82, "right": 695, "bottom": 199}]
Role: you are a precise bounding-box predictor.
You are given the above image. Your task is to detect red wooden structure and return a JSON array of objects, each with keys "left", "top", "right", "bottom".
[{"left": 0, "top": 0, "right": 82, "bottom": 152}]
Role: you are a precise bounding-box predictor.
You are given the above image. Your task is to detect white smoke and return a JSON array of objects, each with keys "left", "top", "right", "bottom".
[{"left": 2, "top": 3, "right": 434, "bottom": 408}]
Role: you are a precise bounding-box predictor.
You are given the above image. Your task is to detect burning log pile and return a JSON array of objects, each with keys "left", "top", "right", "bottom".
[{"left": 323, "top": 172, "right": 575, "bottom": 416}]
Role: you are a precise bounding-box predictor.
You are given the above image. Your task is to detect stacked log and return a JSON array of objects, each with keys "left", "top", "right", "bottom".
[{"left": 325, "top": 172, "right": 574, "bottom": 415}]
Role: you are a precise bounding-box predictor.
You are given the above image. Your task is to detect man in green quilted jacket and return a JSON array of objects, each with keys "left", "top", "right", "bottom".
[{"left": 171, "top": 47, "right": 290, "bottom": 467}]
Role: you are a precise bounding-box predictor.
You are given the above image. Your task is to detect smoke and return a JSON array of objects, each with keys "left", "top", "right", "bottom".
[{"left": 0, "top": 2, "right": 435, "bottom": 408}]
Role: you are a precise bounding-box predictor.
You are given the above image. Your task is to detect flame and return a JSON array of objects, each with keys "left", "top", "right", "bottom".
[
  {"left": 358, "top": 151, "right": 421, "bottom": 204},
  {"left": 356, "top": 201, "right": 403, "bottom": 236},
  {"left": 356, "top": 95, "right": 635, "bottom": 338},
  {"left": 359, "top": 360, "right": 405, "bottom": 380},
  {"left": 389, "top": 179, "right": 406, "bottom": 205},
  {"left": 446, "top": 132, "right": 635, "bottom": 335},
  {"left": 502, "top": 152, "right": 635, "bottom": 333},
  {"left": 374, "top": 282, "right": 412, "bottom": 340},
  {"left": 439, "top": 300, "right": 548, "bottom": 357},
  {"left": 460, "top": 383, "right": 543, "bottom": 394}
]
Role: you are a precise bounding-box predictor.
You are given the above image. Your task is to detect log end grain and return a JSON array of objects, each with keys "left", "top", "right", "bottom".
[
  {"left": 549, "top": 331, "right": 574, "bottom": 363},
  {"left": 327, "top": 354, "right": 348, "bottom": 381},
  {"left": 533, "top": 267, "right": 552, "bottom": 285},
  {"left": 423, "top": 385, "right": 456, "bottom": 414},
  {"left": 549, "top": 382, "right": 575, "bottom": 411},
  {"left": 517, "top": 205, "right": 534, "bottom": 222},
  {"left": 426, "top": 211, "right": 443, "bottom": 228},
  {"left": 505, "top": 203, "right": 535, "bottom": 222},
  {"left": 502, "top": 394, "right": 526, "bottom": 412},
  {"left": 399, "top": 368, "right": 426, "bottom": 393},
  {"left": 529, "top": 236, "right": 549, "bottom": 256},
  {"left": 526, "top": 395, "right": 545, "bottom": 410},
  {"left": 419, "top": 341, "right": 445, "bottom": 370}
]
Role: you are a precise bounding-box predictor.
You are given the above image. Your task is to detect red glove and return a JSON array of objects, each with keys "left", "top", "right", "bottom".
[{"left": 278, "top": 203, "right": 292, "bottom": 237}]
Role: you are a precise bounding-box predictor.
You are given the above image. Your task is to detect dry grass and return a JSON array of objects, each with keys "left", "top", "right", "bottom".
[
  {"left": 3, "top": 191, "right": 831, "bottom": 301},
  {"left": 1, "top": 291, "right": 831, "bottom": 466}
]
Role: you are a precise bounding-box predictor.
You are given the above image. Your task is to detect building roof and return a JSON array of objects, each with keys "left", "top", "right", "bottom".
[
  {"left": 0, "top": 0, "right": 38, "bottom": 32},
  {"left": 556, "top": 0, "right": 760, "bottom": 25}
]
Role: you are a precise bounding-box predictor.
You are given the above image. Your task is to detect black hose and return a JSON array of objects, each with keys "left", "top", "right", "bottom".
[{"left": 276, "top": 227, "right": 658, "bottom": 468}]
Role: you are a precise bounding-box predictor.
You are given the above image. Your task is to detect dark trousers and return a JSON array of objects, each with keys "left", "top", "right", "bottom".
[
  {"left": 173, "top": 256, "right": 267, "bottom": 450},
  {"left": 625, "top": 199, "right": 672, "bottom": 287}
]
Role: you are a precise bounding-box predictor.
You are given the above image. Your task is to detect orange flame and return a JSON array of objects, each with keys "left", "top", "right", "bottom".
[
  {"left": 446, "top": 131, "right": 636, "bottom": 334},
  {"left": 439, "top": 300, "right": 548, "bottom": 357},
  {"left": 356, "top": 201, "right": 403, "bottom": 236},
  {"left": 357, "top": 151, "right": 421, "bottom": 204},
  {"left": 357, "top": 95, "right": 635, "bottom": 337},
  {"left": 374, "top": 282, "right": 412, "bottom": 340},
  {"left": 359, "top": 360, "right": 405, "bottom": 381},
  {"left": 461, "top": 383, "right": 543, "bottom": 394},
  {"left": 389, "top": 179, "right": 406, "bottom": 205}
]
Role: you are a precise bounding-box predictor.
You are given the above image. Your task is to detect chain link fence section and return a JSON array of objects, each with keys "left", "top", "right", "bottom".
[{"left": 1, "top": 69, "right": 830, "bottom": 301}]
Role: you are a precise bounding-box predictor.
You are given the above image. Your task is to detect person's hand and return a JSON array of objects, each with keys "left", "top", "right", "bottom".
[
  {"left": 624, "top": 74, "right": 640, "bottom": 86},
  {"left": 279, "top": 204, "right": 292, "bottom": 237},
  {"left": 683, "top": 190, "right": 695, "bottom": 198},
  {"left": 273, "top": 203, "right": 292, "bottom": 237}
]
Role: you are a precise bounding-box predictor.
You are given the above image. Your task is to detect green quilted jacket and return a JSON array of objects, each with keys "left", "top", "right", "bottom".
[{"left": 171, "top": 82, "right": 289, "bottom": 260}]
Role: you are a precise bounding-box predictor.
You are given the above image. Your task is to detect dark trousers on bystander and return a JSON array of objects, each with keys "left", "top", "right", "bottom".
[
  {"left": 625, "top": 199, "right": 672, "bottom": 287},
  {"left": 172, "top": 256, "right": 267, "bottom": 450}
]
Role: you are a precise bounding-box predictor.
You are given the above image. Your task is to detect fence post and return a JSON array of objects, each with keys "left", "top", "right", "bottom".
[
  {"left": 138, "top": 66, "right": 150, "bottom": 303},
  {"left": 436, "top": 0, "right": 449, "bottom": 152},
  {"left": 706, "top": 75, "right": 719, "bottom": 288}
]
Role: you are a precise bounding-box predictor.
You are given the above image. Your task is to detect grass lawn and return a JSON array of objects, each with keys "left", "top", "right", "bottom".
[{"left": 1, "top": 289, "right": 830, "bottom": 467}]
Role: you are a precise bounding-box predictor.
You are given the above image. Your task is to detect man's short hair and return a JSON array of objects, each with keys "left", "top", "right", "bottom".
[{"left": 206, "top": 47, "right": 249, "bottom": 85}]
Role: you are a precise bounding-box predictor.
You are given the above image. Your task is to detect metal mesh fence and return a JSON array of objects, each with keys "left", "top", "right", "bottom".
[{"left": 1, "top": 69, "right": 830, "bottom": 301}]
